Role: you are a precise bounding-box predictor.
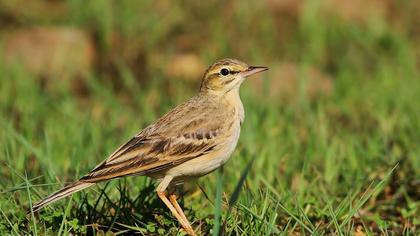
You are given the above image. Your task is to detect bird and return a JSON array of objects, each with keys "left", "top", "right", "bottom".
[{"left": 31, "top": 58, "right": 268, "bottom": 235}]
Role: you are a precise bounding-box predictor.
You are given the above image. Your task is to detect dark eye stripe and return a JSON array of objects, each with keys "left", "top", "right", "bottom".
[{"left": 210, "top": 70, "right": 239, "bottom": 78}]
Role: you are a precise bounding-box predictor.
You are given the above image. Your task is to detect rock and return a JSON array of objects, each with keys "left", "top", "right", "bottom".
[
  {"left": 3, "top": 27, "right": 95, "bottom": 80},
  {"left": 0, "top": 0, "right": 68, "bottom": 23},
  {"left": 149, "top": 53, "right": 206, "bottom": 82},
  {"left": 248, "top": 62, "right": 333, "bottom": 102},
  {"left": 264, "top": 0, "right": 303, "bottom": 20},
  {"left": 322, "top": 0, "right": 391, "bottom": 24},
  {"left": 265, "top": 0, "right": 392, "bottom": 26},
  {"left": 165, "top": 54, "right": 206, "bottom": 81},
  {"left": 264, "top": 0, "right": 304, "bottom": 43}
]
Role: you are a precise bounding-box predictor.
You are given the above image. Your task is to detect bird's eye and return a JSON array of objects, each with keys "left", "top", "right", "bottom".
[{"left": 220, "top": 68, "right": 229, "bottom": 76}]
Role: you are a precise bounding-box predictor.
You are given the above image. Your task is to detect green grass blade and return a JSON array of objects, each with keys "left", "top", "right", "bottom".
[{"left": 212, "top": 167, "right": 224, "bottom": 236}]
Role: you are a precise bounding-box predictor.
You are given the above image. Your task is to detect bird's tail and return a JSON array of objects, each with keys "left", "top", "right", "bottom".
[{"left": 31, "top": 181, "right": 95, "bottom": 212}]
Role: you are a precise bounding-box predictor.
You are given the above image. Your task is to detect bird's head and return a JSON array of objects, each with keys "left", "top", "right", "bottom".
[{"left": 199, "top": 58, "right": 268, "bottom": 94}]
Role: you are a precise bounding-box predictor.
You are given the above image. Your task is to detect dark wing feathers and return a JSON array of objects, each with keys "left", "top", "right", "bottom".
[
  {"left": 80, "top": 135, "right": 217, "bottom": 182},
  {"left": 79, "top": 96, "right": 227, "bottom": 183}
]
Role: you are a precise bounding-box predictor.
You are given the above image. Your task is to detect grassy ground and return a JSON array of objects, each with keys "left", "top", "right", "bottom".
[{"left": 1, "top": 1, "right": 419, "bottom": 235}]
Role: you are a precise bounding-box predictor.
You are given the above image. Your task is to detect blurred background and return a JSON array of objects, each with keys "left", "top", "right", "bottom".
[{"left": 0, "top": 0, "right": 419, "bottom": 235}]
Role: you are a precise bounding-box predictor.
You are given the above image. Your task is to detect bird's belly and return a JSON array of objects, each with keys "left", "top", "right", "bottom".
[{"left": 167, "top": 126, "right": 240, "bottom": 178}]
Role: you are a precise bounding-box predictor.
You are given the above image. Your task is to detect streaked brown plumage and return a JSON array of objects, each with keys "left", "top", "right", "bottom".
[{"left": 31, "top": 58, "right": 268, "bottom": 235}]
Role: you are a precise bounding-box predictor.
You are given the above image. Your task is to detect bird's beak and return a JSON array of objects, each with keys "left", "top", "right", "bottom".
[{"left": 240, "top": 66, "right": 269, "bottom": 77}]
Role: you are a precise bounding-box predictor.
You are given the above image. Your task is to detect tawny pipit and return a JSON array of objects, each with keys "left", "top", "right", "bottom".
[{"left": 32, "top": 58, "right": 268, "bottom": 235}]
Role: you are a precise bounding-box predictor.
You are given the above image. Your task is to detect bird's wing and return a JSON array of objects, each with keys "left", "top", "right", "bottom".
[{"left": 80, "top": 96, "right": 228, "bottom": 182}]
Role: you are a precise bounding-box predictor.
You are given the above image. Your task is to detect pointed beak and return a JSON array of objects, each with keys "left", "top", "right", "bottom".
[{"left": 240, "top": 66, "right": 269, "bottom": 77}]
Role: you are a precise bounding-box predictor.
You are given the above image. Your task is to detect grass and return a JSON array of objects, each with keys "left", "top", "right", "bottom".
[{"left": 0, "top": 1, "right": 419, "bottom": 235}]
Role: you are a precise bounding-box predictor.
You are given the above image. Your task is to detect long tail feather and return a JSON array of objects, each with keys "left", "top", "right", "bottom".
[{"left": 31, "top": 181, "right": 95, "bottom": 212}]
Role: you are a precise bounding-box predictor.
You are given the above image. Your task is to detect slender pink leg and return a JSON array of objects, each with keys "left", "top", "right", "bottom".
[
  {"left": 169, "top": 193, "right": 195, "bottom": 235},
  {"left": 157, "top": 191, "right": 195, "bottom": 235}
]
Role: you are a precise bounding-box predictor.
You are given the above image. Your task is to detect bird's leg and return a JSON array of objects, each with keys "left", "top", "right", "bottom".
[
  {"left": 157, "top": 176, "right": 195, "bottom": 235},
  {"left": 169, "top": 193, "right": 195, "bottom": 234},
  {"left": 156, "top": 191, "right": 192, "bottom": 234}
]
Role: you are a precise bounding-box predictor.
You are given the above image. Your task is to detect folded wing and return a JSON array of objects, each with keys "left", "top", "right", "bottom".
[
  {"left": 80, "top": 132, "right": 219, "bottom": 182},
  {"left": 80, "top": 96, "right": 226, "bottom": 182}
]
